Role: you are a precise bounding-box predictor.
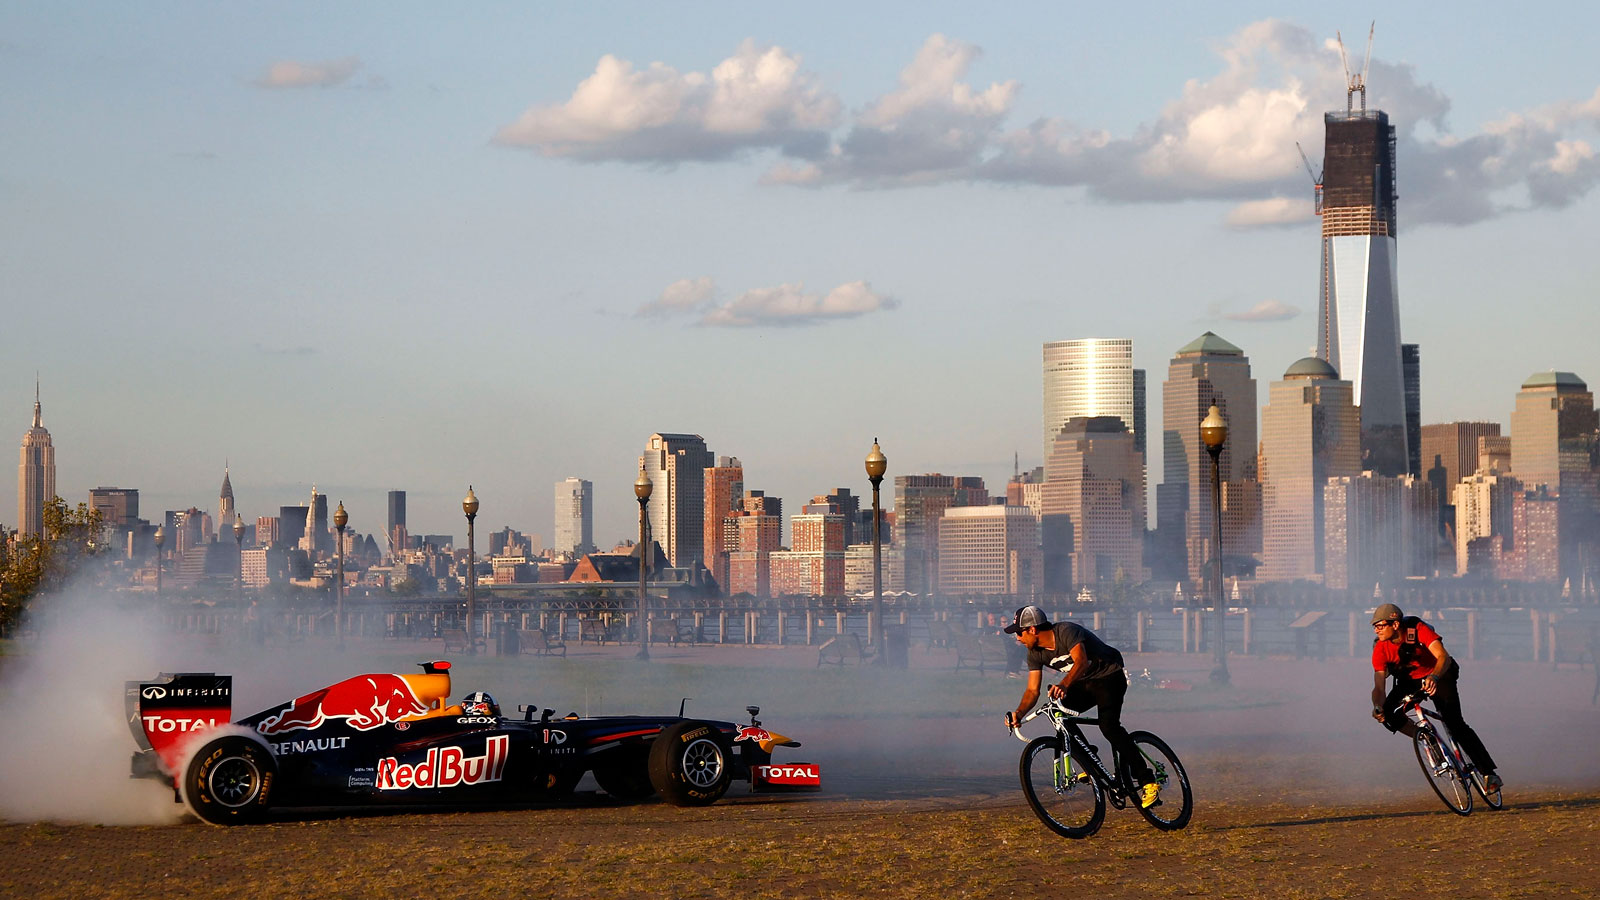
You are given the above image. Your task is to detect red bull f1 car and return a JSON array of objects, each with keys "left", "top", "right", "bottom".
[{"left": 127, "top": 660, "right": 820, "bottom": 825}]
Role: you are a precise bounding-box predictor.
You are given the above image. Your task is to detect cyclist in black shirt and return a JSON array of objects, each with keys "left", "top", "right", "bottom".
[{"left": 1002, "top": 605, "right": 1158, "bottom": 808}]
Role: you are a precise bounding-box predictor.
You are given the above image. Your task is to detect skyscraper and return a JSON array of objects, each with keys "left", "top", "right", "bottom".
[
  {"left": 1259, "top": 358, "right": 1362, "bottom": 580},
  {"left": 1157, "top": 332, "right": 1259, "bottom": 584},
  {"left": 1402, "top": 343, "right": 1422, "bottom": 477},
  {"left": 17, "top": 384, "right": 55, "bottom": 538},
  {"left": 89, "top": 487, "right": 140, "bottom": 528},
  {"left": 702, "top": 458, "right": 743, "bottom": 591},
  {"left": 639, "top": 433, "right": 714, "bottom": 568},
  {"left": 937, "top": 505, "right": 1042, "bottom": 596},
  {"left": 1042, "top": 339, "right": 1145, "bottom": 462},
  {"left": 553, "top": 477, "right": 594, "bottom": 556},
  {"left": 1316, "top": 83, "right": 1408, "bottom": 476},
  {"left": 894, "top": 474, "right": 988, "bottom": 596},
  {"left": 218, "top": 466, "right": 235, "bottom": 535},
  {"left": 1041, "top": 416, "right": 1146, "bottom": 588},
  {"left": 1509, "top": 370, "right": 1599, "bottom": 583},
  {"left": 387, "top": 490, "right": 407, "bottom": 556}
]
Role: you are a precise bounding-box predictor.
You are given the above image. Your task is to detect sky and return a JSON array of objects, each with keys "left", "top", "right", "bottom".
[{"left": 3, "top": 3, "right": 1598, "bottom": 548}]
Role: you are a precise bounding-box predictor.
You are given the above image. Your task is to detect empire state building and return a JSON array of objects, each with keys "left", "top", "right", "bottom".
[{"left": 18, "top": 386, "right": 56, "bottom": 537}]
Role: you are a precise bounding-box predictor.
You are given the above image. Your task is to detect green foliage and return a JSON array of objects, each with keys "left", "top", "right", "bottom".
[{"left": 1, "top": 497, "right": 105, "bottom": 633}]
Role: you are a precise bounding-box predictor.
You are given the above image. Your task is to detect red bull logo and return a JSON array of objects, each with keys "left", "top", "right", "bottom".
[
  {"left": 734, "top": 726, "right": 773, "bottom": 743},
  {"left": 258, "top": 674, "right": 430, "bottom": 735},
  {"left": 377, "top": 735, "right": 509, "bottom": 790}
]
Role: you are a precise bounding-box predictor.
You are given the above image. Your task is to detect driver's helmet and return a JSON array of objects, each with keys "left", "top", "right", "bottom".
[{"left": 460, "top": 691, "right": 499, "bottom": 717}]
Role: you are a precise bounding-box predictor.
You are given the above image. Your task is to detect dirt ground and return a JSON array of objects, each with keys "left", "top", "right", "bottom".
[{"left": 4, "top": 646, "right": 1598, "bottom": 899}]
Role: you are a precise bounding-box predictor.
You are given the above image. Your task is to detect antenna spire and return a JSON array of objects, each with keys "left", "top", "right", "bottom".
[{"left": 1337, "top": 23, "right": 1375, "bottom": 115}]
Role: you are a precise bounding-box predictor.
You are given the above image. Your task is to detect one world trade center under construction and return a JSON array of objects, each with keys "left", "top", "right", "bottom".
[{"left": 1316, "top": 31, "right": 1409, "bottom": 477}]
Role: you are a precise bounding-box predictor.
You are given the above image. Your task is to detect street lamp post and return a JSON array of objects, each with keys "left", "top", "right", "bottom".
[
  {"left": 1200, "top": 404, "right": 1230, "bottom": 686},
  {"left": 153, "top": 525, "right": 165, "bottom": 596},
  {"left": 635, "top": 468, "right": 653, "bottom": 661},
  {"left": 334, "top": 501, "right": 348, "bottom": 651},
  {"left": 463, "top": 487, "right": 479, "bottom": 655},
  {"left": 233, "top": 514, "right": 245, "bottom": 599},
  {"left": 865, "top": 439, "right": 887, "bottom": 658}
]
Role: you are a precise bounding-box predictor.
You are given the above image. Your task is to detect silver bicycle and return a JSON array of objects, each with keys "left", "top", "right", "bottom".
[
  {"left": 1008, "top": 697, "right": 1193, "bottom": 838},
  {"left": 1394, "top": 692, "right": 1503, "bottom": 815}
]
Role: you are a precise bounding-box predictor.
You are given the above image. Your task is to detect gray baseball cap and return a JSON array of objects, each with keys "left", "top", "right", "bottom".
[
  {"left": 1371, "top": 602, "right": 1403, "bottom": 625},
  {"left": 1004, "top": 605, "right": 1052, "bottom": 634}
]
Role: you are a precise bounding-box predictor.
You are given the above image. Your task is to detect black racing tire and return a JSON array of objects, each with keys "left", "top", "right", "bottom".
[
  {"left": 1413, "top": 729, "right": 1473, "bottom": 815},
  {"left": 592, "top": 748, "right": 655, "bottom": 800},
  {"left": 1125, "top": 731, "right": 1193, "bottom": 830},
  {"left": 183, "top": 735, "right": 275, "bottom": 826},
  {"left": 648, "top": 720, "right": 732, "bottom": 807},
  {"left": 1018, "top": 735, "right": 1105, "bottom": 839}
]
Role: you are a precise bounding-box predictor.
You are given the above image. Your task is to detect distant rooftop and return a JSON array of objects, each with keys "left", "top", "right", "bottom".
[
  {"left": 1284, "top": 357, "right": 1339, "bottom": 380},
  {"left": 1175, "top": 331, "right": 1243, "bottom": 357},
  {"left": 1521, "top": 370, "right": 1587, "bottom": 391}
]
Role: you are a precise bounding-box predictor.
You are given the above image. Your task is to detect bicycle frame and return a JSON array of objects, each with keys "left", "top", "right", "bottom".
[
  {"left": 1012, "top": 700, "right": 1132, "bottom": 807},
  {"left": 1398, "top": 696, "right": 1471, "bottom": 779}
]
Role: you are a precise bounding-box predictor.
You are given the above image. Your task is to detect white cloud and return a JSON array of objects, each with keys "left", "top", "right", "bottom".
[
  {"left": 699, "top": 281, "right": 896, "bottom": 327},
  {"left": 493, "top": 41, "right": 839, "bottom": 162},
  {"left": 254, "top": 57, "right": 362, "bottom": 89},
  {"left": 636, "top": 276, "right": 715, "bottom": 317},
  {"left": 1226, "top": 196, "right": 1313, "bottom": 228},
  {"left": 1221, "top": 299, "right": 1300, "bottom": 322}
]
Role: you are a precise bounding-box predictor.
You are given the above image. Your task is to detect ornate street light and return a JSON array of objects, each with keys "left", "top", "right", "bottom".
[
  {"left": 463, "top": 486, "right": 479, "bottom": 655},
  {"left": 635, "top": 467, "right": 653, "bottom": 661},
  {"left": 865, "top": 439, "right": 887, "bottom": 658},
  {"left": 334, "top": 501, "right": 349, "bottom": 651},
  {"left": 153, "top": 525, "right": 165, "bottom": 596},
  {"left": 1200, "top": 404, "right": 1230, "bottom": 685},
  {"left": 233, "top": 514, "right": 246, "bottom": 598}
]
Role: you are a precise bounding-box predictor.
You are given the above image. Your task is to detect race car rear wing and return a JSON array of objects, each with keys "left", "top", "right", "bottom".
[{"left": 126, "top": 673, "right": 233, "bottom": 776}]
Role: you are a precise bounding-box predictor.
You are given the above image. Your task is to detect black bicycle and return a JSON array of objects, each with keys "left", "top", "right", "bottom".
[
  {"left": 1393, "top": 692, "right": 1503, "bottom": 815},
  {"left": 1008, "top": 697, "right": 1193, "bottom": 838}
]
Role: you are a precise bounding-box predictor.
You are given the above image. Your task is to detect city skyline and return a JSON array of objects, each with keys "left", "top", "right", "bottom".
[{"left": 5, "top": 7, "right": 1599, "bottom": 544}]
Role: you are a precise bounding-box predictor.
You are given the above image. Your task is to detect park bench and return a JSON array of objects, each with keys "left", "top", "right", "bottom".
[
  {"left": 817, "top": 633, "right": 873, "bottom": 667},
  {"left": 954, "top": 633, "right": 1011, "bottom": 675},
  {"left": 441, "top": 628, "right": 484, "bottom": 655},
  {"left": 646, "top": 618, "right": 679, "bottom": 647},
  {"left": 578, "top": 618, "right": 612, "bottom": 645},
  {"left": 1288, "top": 611, "right": 1328, "bottom": 660},
  {"left": 926, "top": 618, "right": 966, "bottom": 650},
  {"left": 519, "top": 629, "right": 567, "bottom": 657}
]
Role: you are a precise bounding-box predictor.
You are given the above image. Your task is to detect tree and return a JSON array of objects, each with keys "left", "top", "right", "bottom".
[{"left": 1, "top": 497, "right": 104, "bottom": 634}]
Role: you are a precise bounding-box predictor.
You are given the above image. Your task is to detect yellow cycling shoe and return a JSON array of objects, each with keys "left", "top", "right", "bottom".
[{"left": 1139, "top": 782, "right": 1161, "bottom": 809}]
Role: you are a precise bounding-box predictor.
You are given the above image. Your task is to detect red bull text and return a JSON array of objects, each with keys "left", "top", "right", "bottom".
[{"left": 377, "top": 735, "right": 509, "bottom": 790}]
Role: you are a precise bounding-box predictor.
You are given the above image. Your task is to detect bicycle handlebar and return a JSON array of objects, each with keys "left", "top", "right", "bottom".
[{"left": 1006, "top": 697, "right": 1081, "bottom": 743}]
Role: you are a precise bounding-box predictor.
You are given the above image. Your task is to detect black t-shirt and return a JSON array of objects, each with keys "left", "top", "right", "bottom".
[{"left": 1026, "top": 622, "right": 1123, "bottom": 682}]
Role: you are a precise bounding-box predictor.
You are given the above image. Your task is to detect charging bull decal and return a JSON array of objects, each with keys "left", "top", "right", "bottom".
[{"left": 258, "top": 674, "right": 430, "bottom": 735}]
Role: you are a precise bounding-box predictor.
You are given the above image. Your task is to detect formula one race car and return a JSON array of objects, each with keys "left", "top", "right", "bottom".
[{"left": 127, "top": 660, "right": 820, "bottom": 825}]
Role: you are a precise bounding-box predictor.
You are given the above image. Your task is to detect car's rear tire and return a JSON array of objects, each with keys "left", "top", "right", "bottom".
[
  {"left": 184, "top": 735, "right": 275, "bottom": 826},
  {"left": 649, "top": 720, "right": 731, "bottom": 807}
]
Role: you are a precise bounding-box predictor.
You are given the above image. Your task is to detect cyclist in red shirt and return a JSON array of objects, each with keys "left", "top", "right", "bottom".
[{"left": 1368, "top": 602, "right": 1501, "bottom": 792}]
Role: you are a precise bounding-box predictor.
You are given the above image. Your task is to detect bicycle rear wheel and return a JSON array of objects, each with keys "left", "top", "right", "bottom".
[
  {"left": 1019, "top": 735, "right": 1105, "bottom": 839},
  {"left": 1413, "top": 729, "right": 1472, "bottom": 815},
  {"left": 1125, "top": 731, "right": 1193, "bottom": 830},
  {"left": 1470, "top": 769, "right": 1504, "bottom": 810}
]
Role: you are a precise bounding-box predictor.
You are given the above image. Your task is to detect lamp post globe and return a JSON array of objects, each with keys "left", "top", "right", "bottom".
[
  {"left": 635, "top": 468, "right": 653, "bottom": 661},
  {"left": 1200, "top": 405, "right": 1230, "bottom": 685},
  {"left": 153, "top": 525, "right": 165, "bottom": 596},
  {"left": 334, "top": 501, "right": 349, "bottom": 650},
  {"left": 865, "top": 439, "right": 887, "bottom": 659},
  {"left": 463, "top": 487, "right": 479, "bottom": 655}
]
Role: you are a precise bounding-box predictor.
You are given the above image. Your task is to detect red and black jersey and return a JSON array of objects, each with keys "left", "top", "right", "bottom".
[{"left": 1372, "top": 616, "right": 1442, "bottom": 680}]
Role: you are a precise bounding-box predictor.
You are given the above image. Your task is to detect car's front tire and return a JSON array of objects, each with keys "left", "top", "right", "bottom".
[
  {"left": 648, "top": 720, "right": 731, "bottom": 807},
  {"left": 184, "top": 736, "right": 275, "bottom": 825}
]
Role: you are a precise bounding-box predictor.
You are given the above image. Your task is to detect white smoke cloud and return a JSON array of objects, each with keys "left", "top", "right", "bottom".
[
  {"left": 637, "top": 276, "right": 716, "bottom": 317},
  {"left": 699, "top": 280, "right": 896, "bottom": 327},
  {"left": 493, "top": 41, "right": 840, "bottom": 162},
  {"left": 254, "top": 57, "right": 363, "bottom": 89},
  {"left": 1226, "top": 196, "right": 1314, "bottom": 228}
]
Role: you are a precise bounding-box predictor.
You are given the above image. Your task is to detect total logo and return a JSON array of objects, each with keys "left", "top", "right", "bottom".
[
  {"left": 377, "top": 735, "right": 509, "bottom": 791},
  {"left": 141, "top": 715, "right": 219, "bottom": 734},
  {"left": 755, "top": 764, "right": 820, "bottom": 783}
]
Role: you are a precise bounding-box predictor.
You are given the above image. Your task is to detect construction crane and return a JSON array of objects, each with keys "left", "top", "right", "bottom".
[
  {"left": 1337, "top": 22, "right": 1375, "bottom": 116},
  {"left": 1296, "top": 141, "right": 1324, "bottom": 215}
]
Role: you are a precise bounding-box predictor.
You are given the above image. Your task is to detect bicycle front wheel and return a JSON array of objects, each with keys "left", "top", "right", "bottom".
[
  {"left": 1413, "top": 729, "right": 1472, "bottom": 815},
  {"left": 1125, "top": 731, "right": 1193, "bottom": 830},
  {"left": 1019, "top": 735, "right": 1105, "bottom": 839}
]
